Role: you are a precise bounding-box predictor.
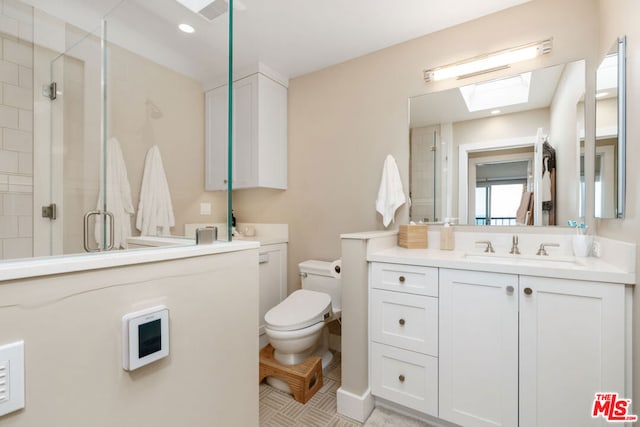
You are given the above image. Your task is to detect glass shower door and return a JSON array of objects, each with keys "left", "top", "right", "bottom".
[{"left": 47, "top": 23, "right": 109, "bottom": 255}]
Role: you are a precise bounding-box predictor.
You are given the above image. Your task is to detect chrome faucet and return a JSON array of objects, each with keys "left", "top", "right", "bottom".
[
  {"left": 509, "top": 235, "right": 520, "bottom": 255},
  {"left": 536, "top": 243, "right": 560, "bottom": 256},
  {"left": 475, "top": 241, "right": 495, "bottom": 253}
]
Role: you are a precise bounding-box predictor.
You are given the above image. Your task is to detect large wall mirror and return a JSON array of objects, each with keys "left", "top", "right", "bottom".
[
  {"left": 409, "top": 59, "right": 585, "bottom": 226},
  {"left": 595, "top": 37, "right": 626, "bottom": 219}
]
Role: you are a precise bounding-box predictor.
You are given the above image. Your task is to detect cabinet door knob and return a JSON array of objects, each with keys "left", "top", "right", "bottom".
[
  {"left": 398, "top": 276, "right": 406, "bottom": 283},
  {"left": 398, "top": 374, "right": 405, "bottom": 383},
  {"left": 506, "top": 285, "right": 514, "bottom": 294},
  {"left": 223, "top": 179, "right": 228, "bottom": 184},
  {"left": 524, "top": 287, "right": 533, "bottom": 295},
  {"left": 399, "top": 318, "right": 406, "bottom": 326}
]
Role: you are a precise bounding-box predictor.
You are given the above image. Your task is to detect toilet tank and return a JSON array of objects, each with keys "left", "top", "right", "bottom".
[{"left": 299, "top": 260, "right": 341, "bottom": 312}]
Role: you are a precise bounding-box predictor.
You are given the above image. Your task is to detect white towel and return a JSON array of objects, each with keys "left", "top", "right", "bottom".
[
  {"left": 94, "top": 137, "right": 135, "bottom": 249},
  {"left": 542, "top": 157, "right": 552, "bottom": 202},
  {"left": 136, "top": 145, "right": 175, "bottom": 236},
  {"left": 375, "top": 155, "right": 406, "bottom": 228}
]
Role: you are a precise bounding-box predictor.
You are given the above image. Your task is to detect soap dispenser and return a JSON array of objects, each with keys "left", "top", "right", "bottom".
[{"left": 440, "top": 218, "right": 455, "bottom": 250}]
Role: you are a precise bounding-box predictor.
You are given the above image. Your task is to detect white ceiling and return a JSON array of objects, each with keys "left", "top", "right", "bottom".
[{"left": 25, "top": 0, "right": 530, "bottom": 86}]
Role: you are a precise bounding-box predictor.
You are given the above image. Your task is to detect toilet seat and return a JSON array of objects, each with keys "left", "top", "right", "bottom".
[{"left": 265, "top": 290, "right": 332, "bottom": 332}]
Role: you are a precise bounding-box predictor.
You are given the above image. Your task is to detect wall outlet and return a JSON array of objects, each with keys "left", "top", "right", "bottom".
[
  {"left": 0, "top": 341, "right": 24, "bottom": 417},
  {"left": 199, "top": 202, "right": 212, "bottom": 216},
  {"left": 592, "top": 240, "right": 602, "bottom": 257}
]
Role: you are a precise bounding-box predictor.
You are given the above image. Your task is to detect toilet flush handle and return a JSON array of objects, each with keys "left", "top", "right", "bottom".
[{"left": 300, "top": 272, "right": 308, "bottom": 278}]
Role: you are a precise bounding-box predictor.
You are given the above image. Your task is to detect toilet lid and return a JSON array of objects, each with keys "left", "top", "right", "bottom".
[{"left": 265, "top": 289, "right": 332, "bottom": 331}]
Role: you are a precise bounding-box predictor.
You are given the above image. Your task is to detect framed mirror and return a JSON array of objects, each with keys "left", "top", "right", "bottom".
[
  {"left": 409, "top": 60, "right": 585, "bottom": 226},
  {"left": 595, "top": 36, "right": 626, "bottom": 219}
]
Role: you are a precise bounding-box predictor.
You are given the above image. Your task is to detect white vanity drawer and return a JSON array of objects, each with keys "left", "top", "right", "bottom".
[
  {"left": 371, "top": 342, "right": 438, "bottom": 416},
  {"left": 371, "top": 262, "right": 438, "bottom": 296},
  {"left": 371, "top": 289, "right": 438, "bottom": 356}
]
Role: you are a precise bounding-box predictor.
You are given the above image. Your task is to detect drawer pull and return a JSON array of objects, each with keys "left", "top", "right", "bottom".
[
  {"left": 524, "top": 287, "right": 533, "bottom": 295},
  {"left": 399, "top": 318, "right": 406, "bottom": 326},
  {"left": 398, "top": 276, "right": 406, "bottom": 283},
  {"left": 398, "top": 374, "right": 405, "bottom": 383},
  {"left": 506, "top": 285, "right": 514, "bottom": 294}
]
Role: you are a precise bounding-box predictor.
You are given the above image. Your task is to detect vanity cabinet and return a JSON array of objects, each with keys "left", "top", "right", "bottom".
[
  {"left": 439, "top": 268, "right": 626, "bottom": 427},
  {"left": 205, "top": 72, "right": 287, "bottom": 191},
  {"left": 369, "top": 262, "right": 439, "bottom": 416}
]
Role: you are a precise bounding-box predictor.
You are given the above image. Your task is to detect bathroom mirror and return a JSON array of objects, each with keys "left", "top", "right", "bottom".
[
  {"left": 409, "top": 59, "right": 586, "bottom": 226},
  {"left": 595, "top": 37, "right": 626, "bottom": 219}
]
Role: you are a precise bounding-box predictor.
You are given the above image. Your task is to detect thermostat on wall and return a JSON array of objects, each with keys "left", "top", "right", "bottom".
[{"left": 122, "top": 306, "right": 169, "bottom": 371}]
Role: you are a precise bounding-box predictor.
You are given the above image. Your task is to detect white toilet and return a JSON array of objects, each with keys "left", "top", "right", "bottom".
[{"left": 264, "top": 259, "right": 341, "bottom": 388}]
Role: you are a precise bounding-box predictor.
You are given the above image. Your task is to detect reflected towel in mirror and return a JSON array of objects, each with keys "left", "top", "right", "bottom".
[
  {"left": 94, "top": 137, "right": 135, "bottom": 249},
  {"left": 136, "top": 145, "right": 175, "bottom": 236},
  {"left": 376, "top": 154, "right": 406, "bottom": 228}
]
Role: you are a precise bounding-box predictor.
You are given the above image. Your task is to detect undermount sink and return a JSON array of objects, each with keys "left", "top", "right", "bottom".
[{"left": 463, "top": 252, "right": 580, "bottom": 268}]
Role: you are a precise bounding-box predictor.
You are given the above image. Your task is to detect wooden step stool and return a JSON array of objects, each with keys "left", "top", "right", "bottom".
[{"left": 259, "top": 344, "right": 323, "bottom": 404}]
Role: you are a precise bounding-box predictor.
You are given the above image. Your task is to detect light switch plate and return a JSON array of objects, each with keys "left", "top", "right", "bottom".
[
  {"left": 0, "top": 341, "right": 24, "bottom": 417},
  {"left": 199, "top": 202, "right": 212, "bottom": 215}
]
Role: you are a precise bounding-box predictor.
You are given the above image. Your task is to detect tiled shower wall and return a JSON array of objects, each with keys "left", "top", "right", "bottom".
[{"left": 0, "top": 0, "right": 33, "bottom": 259}]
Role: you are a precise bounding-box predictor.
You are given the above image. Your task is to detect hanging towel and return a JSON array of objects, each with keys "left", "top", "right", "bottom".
[
  {"left": 542, "top": 157, "right": 552, "bottom": 202},
  {"left": 136, "top": 145, "right": 175, "bottom": 236},
  {"left": 94, "top": 137, "right": 135, "bottom": 249},
  {"left": 375, "top": 155, "right": 406, "bottom": 228}
]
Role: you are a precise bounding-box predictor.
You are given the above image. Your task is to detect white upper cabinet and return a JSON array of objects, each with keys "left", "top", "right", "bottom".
[{"left": 205, "top": 72, "right": 287, "bottom": 191}]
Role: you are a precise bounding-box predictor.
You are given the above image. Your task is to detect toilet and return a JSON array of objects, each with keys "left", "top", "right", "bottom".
[{"left": 264, "top": 259, "right": 341, "bottom": 391}]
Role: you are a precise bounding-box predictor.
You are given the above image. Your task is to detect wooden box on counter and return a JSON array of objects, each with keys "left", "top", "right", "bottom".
[{"left": 398, "top": 224, "right": 428, "bottom": 249}]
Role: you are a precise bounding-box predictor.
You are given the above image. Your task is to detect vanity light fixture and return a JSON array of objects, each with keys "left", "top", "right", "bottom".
[
  {"left": 178, "top": 23, "right": 195, "bottom": 33},
  {"left": 423, "top": 39, "right": 552, "bottom": 82}
]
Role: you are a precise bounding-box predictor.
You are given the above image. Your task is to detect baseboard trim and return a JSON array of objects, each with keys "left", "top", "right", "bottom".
[{"left": 336, "top": 387, "right": 375, "bottom": 423}]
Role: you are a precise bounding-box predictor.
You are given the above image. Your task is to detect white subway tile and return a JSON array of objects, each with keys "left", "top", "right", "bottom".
[
  {"left": 3, "top": 83, "right": 32, "bottom": 110},
  {"left": 2, "top": 237, "right": 32, "bottom": 259},
  {"left": 0, "top": 184, "right": 8, "bottom": 192},
  {"left": 3, "top": 128, "right": 31, "bottom": 152},
  {"left": 17, "top": 151, "right": 31, "bottom": 173},
  {"left": 9, "top": 175, "right": 31, "bottom": 185},
  {"left": 0, "top": 104, "right": 18, "bottom": 128},
  {"left": 0, "top": 14, "right": 19, "bottom": 38},
  {"left": 18, "top": 215, "right": 31, "bottom": 237},
  {"left": 3, "top": 38, "right": 32, "bottom": 67},
  {"left": 18, "top": 108, "right": 31, "bottom": 130},
  {"left": 0, "top": 175, "right": 8, "bottom": 184},
  {"left": 0, "top": 215, "right": 18, "bottom": 238},
  {"left": 3, "top": 192, "right": 31, "bottom": 215},
  {"left": 9, "top": 184, "right": 31, "bottom": 193},
  {"left": 0, "top": 59, "right": 19, "bottom": 85},
  {"left": 3, "top": 0, "right": 34, "bottom": 25},
  {"left": 0, "top": 149, "right": 18, "bottom": 173},
  {"left": 18, "top": 22, "right": 32, "bottom": 43},
  {"left": 18, "top": 65, "right": 30, "bottom": 88}
]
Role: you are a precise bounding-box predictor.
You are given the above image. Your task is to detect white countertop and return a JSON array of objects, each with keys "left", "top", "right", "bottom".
[
  {"left": 368, "top": 247, "right": 636, "bottom": 284},
  {"left": 0, "top": 240, "right": 260, "bottom": 282}
]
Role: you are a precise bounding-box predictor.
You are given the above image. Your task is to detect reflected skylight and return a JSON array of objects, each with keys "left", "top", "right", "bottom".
[{"left": 459, "top": 72, "right": 532, "bottom": 112}]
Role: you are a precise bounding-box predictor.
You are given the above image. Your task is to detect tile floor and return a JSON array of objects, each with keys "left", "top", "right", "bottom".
[{"left": 259, "top": 352, "right": 363, "bottom": 427}]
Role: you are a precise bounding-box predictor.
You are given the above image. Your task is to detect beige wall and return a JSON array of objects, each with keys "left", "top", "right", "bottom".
[
  {"left": 234, "top": 0, "right": 600, "bottom": 294},
  {"left": 0, "top": 249, "right": 259, "bottom": 426},
  {"left": 109, "top": 44, "right": 227, "bottom": 237},
  {"left": 596, "top": 0, "right": 640, "bottom": 407}
]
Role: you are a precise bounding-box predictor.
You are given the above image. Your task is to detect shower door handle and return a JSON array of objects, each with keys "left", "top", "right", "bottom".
[{"left": 84, "top": 210, "right": 115, "bottom": 252}]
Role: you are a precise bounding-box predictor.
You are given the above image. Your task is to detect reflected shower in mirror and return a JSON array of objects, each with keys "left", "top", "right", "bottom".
[
  {"left": 595, "top": 37, "right": 626, "bottom": 219},
  {"left": 409, "top": 60, "right": 585, "bottom": 226}
]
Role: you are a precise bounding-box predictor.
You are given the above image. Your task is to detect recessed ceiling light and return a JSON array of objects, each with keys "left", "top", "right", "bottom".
[
  {"left": 179, "top": 23, "right": 195, "bottom": 33},
  {"left": 595, "top": 91, "right": 609, "bottom": 98},
  {"left": 490, "top": 109, "right": 502, "bottom": 115}
]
